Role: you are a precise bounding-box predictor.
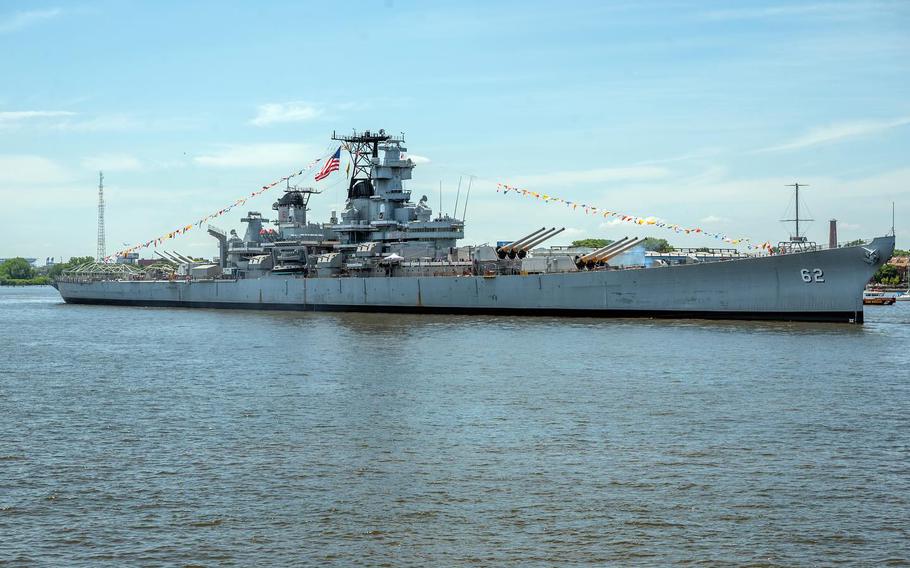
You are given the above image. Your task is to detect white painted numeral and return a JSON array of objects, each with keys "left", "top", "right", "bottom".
[{"left": 801, "top": 268, "right": 824, "bottom": 283}]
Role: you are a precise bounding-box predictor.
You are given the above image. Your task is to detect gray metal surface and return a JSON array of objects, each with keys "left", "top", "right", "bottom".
[{"left": 56, "top": 236, "right": 894, "bottom": 323}]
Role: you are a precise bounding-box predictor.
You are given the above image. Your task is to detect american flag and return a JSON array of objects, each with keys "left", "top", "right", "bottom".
[{"left": 315, "top": 147, "right": 341, "bottom": 181}]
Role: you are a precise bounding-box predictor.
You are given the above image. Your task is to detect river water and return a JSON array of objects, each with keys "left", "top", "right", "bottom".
[{"left": 1, "top": 286, "right": 908, "bottom": 566}]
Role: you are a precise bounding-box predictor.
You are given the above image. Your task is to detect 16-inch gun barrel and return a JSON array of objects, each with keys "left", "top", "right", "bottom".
[
  {"left": 578, "top": 237, "right": 630, "bottom": 264},
  {"left": 497, "top": 227, "right": 547, "bottom": 258},
  {"left": 598, "top": 237, "right": 644, "bottom": 263},
  {"left": 516, "top": 227, "right": 565, "bottom": 258}
]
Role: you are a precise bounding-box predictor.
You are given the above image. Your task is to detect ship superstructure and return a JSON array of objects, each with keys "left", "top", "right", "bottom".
[{"left": 55, "top": 129, "right": 896, "bottom": 324}]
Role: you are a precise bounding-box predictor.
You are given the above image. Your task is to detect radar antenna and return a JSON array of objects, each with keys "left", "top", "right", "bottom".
[{"left": 284, "top": 178, "right": 321, "bottom": 211}]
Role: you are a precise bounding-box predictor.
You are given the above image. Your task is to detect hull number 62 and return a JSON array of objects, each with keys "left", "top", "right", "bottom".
[{"left": 800, "top": 268, "right": 825, "bottom": 283}]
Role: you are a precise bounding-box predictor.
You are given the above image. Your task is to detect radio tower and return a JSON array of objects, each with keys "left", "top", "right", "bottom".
[{"left": 96, "top": 171, "right": 106, "bottom": 262}]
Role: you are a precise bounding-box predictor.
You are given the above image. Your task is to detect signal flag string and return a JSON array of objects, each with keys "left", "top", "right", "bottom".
[
  {"left": 494, "top": 182, "right": 773, "bottom": 252},
  {"left": 105, "top": 149, "right": 339, "bottom": 262}
]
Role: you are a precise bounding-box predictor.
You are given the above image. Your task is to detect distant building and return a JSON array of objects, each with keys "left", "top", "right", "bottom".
[
  {"left": 887, "top": 255, "right": 909, "bottom": 282},
  {"left": 116, "top": 252, "right": 140, "bottom": 265}
]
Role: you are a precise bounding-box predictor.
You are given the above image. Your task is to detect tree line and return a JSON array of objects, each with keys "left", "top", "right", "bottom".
[
  {"left": 571, "top": 237, "right": 673, "bottom": 253},
  {"left": 0, "top": 256, "right": 94, "bottom": 286}
]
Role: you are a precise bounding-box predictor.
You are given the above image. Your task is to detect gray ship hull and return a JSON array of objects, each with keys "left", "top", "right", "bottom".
[{"left": 55, "top": 236, "right": 894, "bottom": 324}]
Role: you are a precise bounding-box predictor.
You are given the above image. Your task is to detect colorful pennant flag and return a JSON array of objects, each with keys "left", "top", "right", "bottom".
[
  {"left": 106, "top": 152, "right": 331, "bottom": 261},
  {"left": 494, "top": 182, "right": 771, "bottom": 252}
]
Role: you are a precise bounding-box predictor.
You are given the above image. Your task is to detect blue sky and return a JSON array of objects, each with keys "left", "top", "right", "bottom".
[{"left": 1, "top": 0, "right": 908, "bottom": 260}]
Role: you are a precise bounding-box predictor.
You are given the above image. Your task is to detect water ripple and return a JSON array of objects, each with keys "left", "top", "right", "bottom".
[{"left": 1, "top": 286, "right": 908, "bottom": 566}]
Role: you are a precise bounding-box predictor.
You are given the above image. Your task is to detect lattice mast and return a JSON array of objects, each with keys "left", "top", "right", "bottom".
[
  {"left": 331, "top": 129, "right": 402, "bottom": 199},
  {"left": 781, "top": 182, "right": 813, "bottom": 242},
  {"left": 96, "top": 171, "right": 106, "bottom": 261}
]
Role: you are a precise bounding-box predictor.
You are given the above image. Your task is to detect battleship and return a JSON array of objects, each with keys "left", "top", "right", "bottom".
[{"left": 55, "top": 130, "right": 895, "bottom": 323}]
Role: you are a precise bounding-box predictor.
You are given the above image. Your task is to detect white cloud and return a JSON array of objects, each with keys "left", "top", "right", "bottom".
[
  {"left": 194, "top": 143, "right": 312, "bottom": 168},
  {"left": 755, "top": 117, "right": 910, "bottom": 153},
  {"left": 81, "top": 154, "right": 143, "bottom": 172},
  {"left": 700, "top": 3, "right": 886, "bottom": 21},
  {"left": 699, "top": 215, "right": 730, "bottom": 224},
  {"left": 0, "top": 155, "right": 71, "bottom": 185},
  {"left": 633, "top": 148, "right": 723, "bottom": 166},
  {"left": 0, "top": 111, "right": 186, "bottom": 133},
  {"left": 250, "top": 102, "right": 323, "bottom": 126},
  {"left": 0, "top": 110, "right": 75, "bottom": 127},
  {"left": 55, "top": 114, "right": 144, "bottom": 132},
  {"left": 407, "top": 154, "right": 431, "bottom": 164},
  {"left": 513, "top": 166, "right": 670, "bottom": 187},
  {"left": 0, "top": 8, "right": 61, "bottom": 34}
]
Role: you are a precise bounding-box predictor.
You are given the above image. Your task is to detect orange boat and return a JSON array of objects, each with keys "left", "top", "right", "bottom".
[{"left": 863, "top": 291, "right": 896, "bottom": 305}]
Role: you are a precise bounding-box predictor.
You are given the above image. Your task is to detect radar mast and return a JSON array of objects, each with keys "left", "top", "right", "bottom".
[
  {"left": 332, "top": 129, "right": 404, "bottom": 199},
  {"left": 779, "top": 182, "right": 817, "bottom": 251}
]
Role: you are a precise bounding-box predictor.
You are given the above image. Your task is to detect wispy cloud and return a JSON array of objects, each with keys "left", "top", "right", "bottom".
[
  {"left": 250, "top": 102, "right": 323, "bottom": 126},
  {"left": 513, "top": 166, "right": 669, "bottom": 187},
  {"left": 0, "top": 110, "right": 196, "bottom": 133},
  {"left": 700, "top": 2, "right": 889, "bottom": 21},
  {"left": 755, "top": 117, "right": 910, "bottom": 153},
  {"left": 81, "top": 154, "right": 143, "bottom": 172},
  {"left": 406, "top": 154, "right": 431, "bottom": 164},
  {"left": 55, "top": 114, "right": 144, "bottom": 132},
  {"left": 0, "top": 8, "right": 61, "bottom": 34},
  {"left": 0, "top": 110, "right": 75, "bottom": 127},
  {"left": 194, "top": 143, "right": 312, "bottom": 168},
  {"left": 0, "top": 154, "right": 71, "bottom": 185},
  {"left": 632, "top": 148, "right": 723, "bottom": 167},
  {"left": 699, "top": 215, "right": 730, "bottom": 224}
]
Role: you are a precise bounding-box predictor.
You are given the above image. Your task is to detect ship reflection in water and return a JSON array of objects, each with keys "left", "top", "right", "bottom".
[{"left": 2, "top": 286, "right": 909, "bottom": 565}]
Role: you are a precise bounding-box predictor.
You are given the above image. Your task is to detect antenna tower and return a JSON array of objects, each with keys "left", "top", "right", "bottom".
[
  {"left": 781, "top": 182, "right": 813, "bottom": 242},
  {"left": 96, "top": 171, "right": 106, "bottom": 261}
]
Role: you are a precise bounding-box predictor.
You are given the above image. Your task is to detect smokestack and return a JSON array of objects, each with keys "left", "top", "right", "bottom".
[{"left": 829, "top": 219, "right": 837, "bottom": 248}]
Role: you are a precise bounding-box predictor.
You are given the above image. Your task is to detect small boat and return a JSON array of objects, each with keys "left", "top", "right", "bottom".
[
  {"left": 896, "top": 290, "right": 910, "bottom": 302},
  {"left": 863, "top": 290, "right": 896, "bottom": 305}
]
